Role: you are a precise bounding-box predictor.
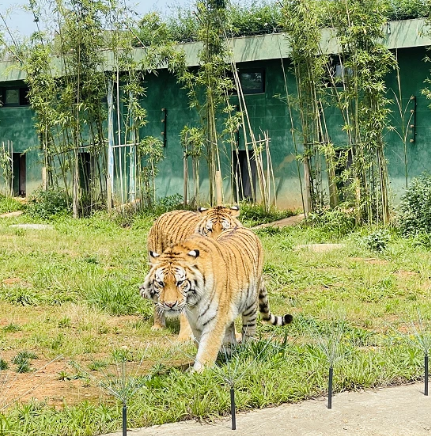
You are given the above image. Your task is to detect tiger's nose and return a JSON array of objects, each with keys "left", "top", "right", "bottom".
[{"left": 164, "top": 301, "right": 177, "bottom": 309}]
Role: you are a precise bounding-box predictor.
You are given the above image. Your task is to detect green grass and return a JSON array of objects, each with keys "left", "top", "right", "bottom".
[
  {"left": 0, "top": 210, "right": 430, "bottom": 435},
  {"left": 0, "top": 195, "right": 25, "bottom": 214}
]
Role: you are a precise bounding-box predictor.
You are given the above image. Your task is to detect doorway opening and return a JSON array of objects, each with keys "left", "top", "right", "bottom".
[
  {"left": 12, "top": 153, "right": 26, "bottom": 197},
  {"left": 232, "top": 150, "right": 256, "bottom": 202}
]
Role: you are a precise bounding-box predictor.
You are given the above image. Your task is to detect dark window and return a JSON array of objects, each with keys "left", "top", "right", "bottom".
[
  {"left": 238, "top": 70, "right": 265, "bottom": 94},
  {"left": 325, "top": 58, "right": 353, "bottom": 87},
  {"left": 229, "top": 69, "right": 266, "bottom": 95},
  {"left": 0, "top": 87, "right": 30, "bottom": 107}
]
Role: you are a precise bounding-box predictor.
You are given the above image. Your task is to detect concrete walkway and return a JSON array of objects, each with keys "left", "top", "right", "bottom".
[{"left": 102, "top": 382, "right": 431, "bottom": 436}]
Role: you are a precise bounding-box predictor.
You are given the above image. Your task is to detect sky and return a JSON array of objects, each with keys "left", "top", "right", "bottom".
[{"left": 0, "top": 0, "right": 193, "bottom": 37}]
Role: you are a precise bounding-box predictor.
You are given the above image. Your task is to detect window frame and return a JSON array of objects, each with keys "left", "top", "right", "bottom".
[
  {"left": 0, "top": 86, "right": 30, "bottom": 107},
  {"left": 237, "top": 68, "right": 266, "bottom": 95}
]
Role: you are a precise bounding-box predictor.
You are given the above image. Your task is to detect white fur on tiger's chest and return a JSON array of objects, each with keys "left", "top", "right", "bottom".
[{"left": 186, "top": 296, "right": 218, "bottom": 330}]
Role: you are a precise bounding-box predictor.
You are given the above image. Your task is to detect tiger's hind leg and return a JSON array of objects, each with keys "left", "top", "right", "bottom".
[
  {"left": 241, "top": 301, "right": 258, "bottom": 342},
  {"left": 220, "top": 322, "right": 238, "bottom": 357}
]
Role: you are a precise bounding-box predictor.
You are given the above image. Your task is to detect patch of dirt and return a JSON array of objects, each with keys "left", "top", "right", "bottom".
[
  {"left": 0, "top": 211, "right": 24, "bottom": 218},
  {"left": 0, "top": 358, "right": 109, "bottom": 409},
  {"left": 349, "top": 257, "right": 389, "bottom": 265},
  {"left": 295, "top": 243, "right": 345, "bottom": 252},
  {"left": 2, "top": 277, "right": 32, "bottom": 287},
  {"left": 10, "top": 223, "right": 53, "bottom": 230}
]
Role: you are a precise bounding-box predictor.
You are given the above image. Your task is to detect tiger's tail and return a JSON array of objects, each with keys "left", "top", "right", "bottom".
[{"left": 258, "top": 282, "right": 293, "bottom": 326}]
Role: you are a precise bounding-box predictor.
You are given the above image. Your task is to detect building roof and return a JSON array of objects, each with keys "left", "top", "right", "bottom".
[{"left": 1, "top": 18, "right": 430, "bottom": 82}]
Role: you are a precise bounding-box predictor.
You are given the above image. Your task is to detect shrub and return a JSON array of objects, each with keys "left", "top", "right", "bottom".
[
  {"left": 239, "top": 202, "right": 293, "bottom": 227},
  {"left": 26, "top": 188, "right": 72, "bottom": 219},
  {"left": 0, "top": 194, "right": 24, "bottom": 214},
  {"left": 398, "top": 174, "right": 431, "bottom": 235},
  {"left": 304, "top": 207, "right": 356, "bottom": 237},
  {"left": 363, "top": 229, "right": 391, "bottom": 252}
]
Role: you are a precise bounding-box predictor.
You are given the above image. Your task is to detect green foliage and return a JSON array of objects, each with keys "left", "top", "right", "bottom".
[
  {"left": 26, "top": 188, "right": 71, "bottom": 219},
  {"left": 304, "top": 208, "right": 356, "bottom": 237},
  {"left": 398, "top": 174, "right": 431, "bottom": 235},
  {"left": 363, "top": 229, "right": 391, "bottom": 251},
  {"left": 0, "top": 145, "right": 13, "bottom": 195},
  {"left": 12, "top": 351, "right": 38, "bottom": 373},
  {"left": 324, "top": 0, "right": 395, "bottom": 224},
  {"left": 176, "top": 0, "right": 237, "bottom": 205},
  {"left": 0, "top": 359, "right": 8, "bottom": 370},
  {"left": 0, "top": 195, "right": 24, "bottom": 214},
  {"left": 86, "top": 281, "right": 152, "bottom": 317},
  {"left": 150, "top": 194, "right": 185, "bottom": 215},
  {"left": 227, "top": 0, "right": 283, "bottom": 36},
  {"left": 386, "top": 0, "right": 429, "bottom": 20},
  {"left": 2, "top": 323, "right": 22, "bottom": 333},
  {"left": 137, "top": 0, "right": 430, "bottom": 45},
  {"left": 280, "top": 0, "right": 331, "bottom": 212},
  {"left": 180, "top": 127, "right": 205, "bottom": 158},
  {"left": 238, "top": 202, "right": 293, "bottom": 226},
  {"left": 138, "top": 137, "right": 165, "bottom": 208},
  {"left": 0, "top": 213, "right": 431, "bottom": 433}
]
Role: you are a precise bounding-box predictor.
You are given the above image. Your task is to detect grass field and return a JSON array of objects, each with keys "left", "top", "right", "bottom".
[{"left": 0, "top": 208, "right": 430, "bottom": 435}]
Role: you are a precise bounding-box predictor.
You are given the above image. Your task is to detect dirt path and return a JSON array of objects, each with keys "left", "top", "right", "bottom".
[{"left": 103, "top": 382, "right": 431, "bottom": 436}]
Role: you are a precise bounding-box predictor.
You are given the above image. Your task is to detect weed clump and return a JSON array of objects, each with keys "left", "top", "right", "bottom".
[
  {"left": 398, "top": 174, "right": 431, "bottom": 236},
  {"left": 26, "top": 188, "right": 71, "bottom": 220}
]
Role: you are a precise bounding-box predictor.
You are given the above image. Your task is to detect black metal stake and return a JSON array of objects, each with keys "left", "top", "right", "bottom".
[
  {"left": 328, "top": 366, "right": 333, "bottom": 409},
  {"left": 230, "top": 387, "right": 236, "bottom": 430},
  {"left": 123, "top": 402, "right": 127, "bottom": 436},
  {"left": 425, "top": 354, "right": 429, "bottom": 396}
]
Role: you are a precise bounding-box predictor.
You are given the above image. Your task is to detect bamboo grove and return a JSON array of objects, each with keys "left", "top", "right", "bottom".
[{"left": 0, "top": 0, "right": 426, "bottom": 223}]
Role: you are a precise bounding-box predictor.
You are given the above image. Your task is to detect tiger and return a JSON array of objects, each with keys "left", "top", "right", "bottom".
[
  {"left": 146, "top": 205, "right": 242, "bottom": 340},
  {"left": 140, "top": 226, "right": 293, "bottom": 371}
]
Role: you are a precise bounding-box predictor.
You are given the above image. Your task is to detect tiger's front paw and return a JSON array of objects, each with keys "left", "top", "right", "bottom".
[
  {"left": 177, "top": 332, "right": 194, "bottom": 343},
  {"left": 151, "top": 323, "right": 165, "bottom": 331}
]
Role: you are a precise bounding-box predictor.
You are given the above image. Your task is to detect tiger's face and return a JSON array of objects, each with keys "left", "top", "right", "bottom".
[
  {"left": 140, "top": 249, "right": 203, "bottom": 316},
  {"left": 197, "top": 205, "right": 240, "bottom": 238}
]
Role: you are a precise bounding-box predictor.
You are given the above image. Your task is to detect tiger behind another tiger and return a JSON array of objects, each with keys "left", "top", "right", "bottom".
[
  {"left": 140, "top": 226, "right": 293, "bottom": 371},
  {"left": 146, "top": 205, "right": 241, "bottom": 339},
  {"left": 147, "top": 205, "right": 241, "bottom": 254}
]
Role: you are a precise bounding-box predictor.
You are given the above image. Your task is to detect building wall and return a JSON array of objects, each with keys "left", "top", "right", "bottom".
[
  {"left": 385, "top": 46, "right": 431, "bottom": 203},
  {"left": 141, "top": 60, "right": 307, "bottom": 209},
  {"left": 1, "top": 44, "right": 431, "bottom": 210},
  {"left": 0, "top": 103, "right": 41, "bottom": 196}
]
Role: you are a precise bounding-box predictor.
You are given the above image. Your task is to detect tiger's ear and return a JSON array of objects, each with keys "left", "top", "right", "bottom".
[
  {"left": 230, "top": 205, "right": 240, "bottom": 217},
  {"left": 198, "top": 207, "right": 208, "bottom": 213},
  {"left": 187, "top": 250, "right": 199, "bottom": 258},
  {"left": 149, "top": 251, "right": 160, "bottom": 264}
]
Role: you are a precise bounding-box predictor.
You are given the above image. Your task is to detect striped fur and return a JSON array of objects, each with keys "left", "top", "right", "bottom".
[
  {"left": 140, "top": 226, "right": 292, "bottom": 371},
  {"left": 146, "top": 205, "right": 241, "bottom": 337},
  {"left": 147, "top": 206, "right": 241, "bottom": 255}
]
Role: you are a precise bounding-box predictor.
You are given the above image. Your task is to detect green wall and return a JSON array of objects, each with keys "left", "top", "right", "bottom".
[
  {"left": 141, "top": 60, "right": 306, "bottom": 209},
  {"left": 0, "top": 102, "right": 41, "bottom": 196},
  {"left": 385, "top": 46, "right": 431, "bottom": 203},
  {"left": 2, "top": 44, "right": 431, "bottom": 210}
]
